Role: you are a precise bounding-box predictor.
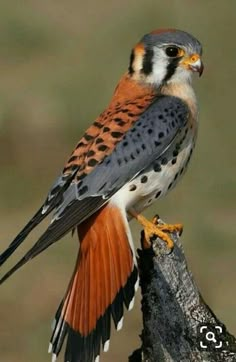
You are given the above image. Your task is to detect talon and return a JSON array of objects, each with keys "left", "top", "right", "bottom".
[{"left": 128, "top": 209, "right": 182, "bottom": 250}]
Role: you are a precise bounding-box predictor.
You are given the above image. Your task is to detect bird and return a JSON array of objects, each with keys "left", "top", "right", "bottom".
[{"left": 0, "top": 28, "right": 203, "bottom": 362}]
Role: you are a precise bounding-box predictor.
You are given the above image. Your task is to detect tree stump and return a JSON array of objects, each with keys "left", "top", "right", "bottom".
[{"left": 129, "top": 218, "right": 236, "bottom": 362}]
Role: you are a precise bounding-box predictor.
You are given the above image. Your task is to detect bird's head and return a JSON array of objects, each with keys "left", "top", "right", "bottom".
[{"left": 129, "top": 28, "right": 203, "bottom": 87}]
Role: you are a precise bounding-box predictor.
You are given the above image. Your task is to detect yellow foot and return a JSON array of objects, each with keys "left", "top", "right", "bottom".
[{"left": 129, "top": 210, "right": 183, "bottom": 250}]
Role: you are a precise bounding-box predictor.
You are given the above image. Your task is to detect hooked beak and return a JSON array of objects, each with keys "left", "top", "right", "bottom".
[{"left": 181, "top": 53, "right": 204, "bottom": 77}]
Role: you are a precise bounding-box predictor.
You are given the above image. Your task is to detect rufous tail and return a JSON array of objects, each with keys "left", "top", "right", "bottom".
[{"left": 49, "top": 204, "right": 138, "bottom": 362}]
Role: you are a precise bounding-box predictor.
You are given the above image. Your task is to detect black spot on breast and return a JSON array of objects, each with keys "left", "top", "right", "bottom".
[
  {"left": 141, "top": 144, "right": 146, "bottom": 150},
  {"left": 171, "top": 158, "right": 177, "bottom": 165},
  {"left": 88, "top": 158, "right": 98, "bottom": 167},
  {"left": 153, "top": 163, "right": 162, "bottom": 172},
  {"left": 141, "top": 175, "right": 148, "bottom": 183},
  {"left": 79, "top": 185, "right": 88, "bottom": 196},
  {"left": 129, "top": 184, "right": 137, "bottom": 191},
  {"left": 148, "top": 129, "right": 153, "bottom": 134},
  {"left": 136, "top": 148, "right": 140, "bottom": 154},
  {"left": 95, "top": 137, "right": 104, "bottom": 144},
  {"left": 98, "top": 144, "right": 108, "bottom": 151},
  {"left": 123, "top": 141, "right": 128, "bottom": 147},
  {"left": 158, "top": 132, "right": 164, "bottom": 138},
  {"left": 117, "top": 158, "right": 122, "bottom": 166},
  {"left": 111, "top": 131, "right": 123, "bottom": 138},
  {"left": 173, "top": 150, "right": 179, "bottom": 157},
  {"left": 158, "top": 114, "right": 163, "bottom": 120},
  {"left": 155, "top": 190, "right": 161, "bottom": 198},
  {"left": 161, "top": 157, "right": 168, "bottom": 165}
]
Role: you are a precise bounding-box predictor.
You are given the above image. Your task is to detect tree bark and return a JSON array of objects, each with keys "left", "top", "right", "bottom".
[{"left": 129, "top": 218, "right": 236, "bottom": 362}]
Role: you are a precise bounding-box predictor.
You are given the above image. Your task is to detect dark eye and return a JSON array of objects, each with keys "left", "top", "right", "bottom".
[{"left": 165, "top": 46, "right": 181, "bottom": 57}]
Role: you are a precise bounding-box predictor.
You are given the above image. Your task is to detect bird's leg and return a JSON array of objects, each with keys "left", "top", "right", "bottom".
[{"left": 128, "top": 209, "right": 183, "bottom": 250}]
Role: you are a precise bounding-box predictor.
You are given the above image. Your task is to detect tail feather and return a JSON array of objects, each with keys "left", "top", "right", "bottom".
[
  {"left": 0, "top": 205, "right": 51, "bottom": 267},
  {"left": 49, "top": 204, "right": 139, "bottom": 362}
]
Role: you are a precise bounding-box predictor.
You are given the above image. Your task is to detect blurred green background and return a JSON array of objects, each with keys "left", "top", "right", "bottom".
[{"left": 0, "top": 1, "right": 235, "bottom": 361}]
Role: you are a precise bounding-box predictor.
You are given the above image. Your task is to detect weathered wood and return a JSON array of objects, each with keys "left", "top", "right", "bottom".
[{"left": 129, "top": 219, "right": 236, "bottom": 362}]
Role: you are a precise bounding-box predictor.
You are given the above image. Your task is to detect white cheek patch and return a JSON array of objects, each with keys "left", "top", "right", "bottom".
[
  {"left": 146, "top": 47, "right": 168, "bottom": 85},
  {"left": 145, "top": 47, "right": 193, "bottom": 86}
]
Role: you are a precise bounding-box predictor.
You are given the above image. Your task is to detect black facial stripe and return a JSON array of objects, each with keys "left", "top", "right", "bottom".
[
  {"left": 128, "top": 49, "right": 135, "bottom": 74},
  {"left": 163, "top": 57, "right": 181, "bottom": 83},
  {"left": 141, "top": 48, "right": 154, "bottom": 75}
]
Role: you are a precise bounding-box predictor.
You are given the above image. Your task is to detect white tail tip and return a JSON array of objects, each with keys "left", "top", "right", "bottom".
[
  {"left": 128, "top": 296, "right": 135, "bottom": 311},
  {"left": 48, "top": 343, "right": 53, "bottom": 353},
  {"left": 103, "top": 339, "right": 110, "bottom": 352},
  {"left": 117, "top": 316, "right": 124, "bottom": 331},
  {"left": 52, "top": 353, "right": 57, "bottom": 362}
]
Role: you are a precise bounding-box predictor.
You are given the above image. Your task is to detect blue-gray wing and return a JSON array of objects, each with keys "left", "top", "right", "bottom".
[{"left": 0, "top": 95, "right": 189, "bottom": 283}]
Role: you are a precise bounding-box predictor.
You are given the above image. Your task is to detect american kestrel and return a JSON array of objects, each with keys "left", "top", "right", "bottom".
[{"left": 0, "top": 29, "right": 203, "bottom": 362}]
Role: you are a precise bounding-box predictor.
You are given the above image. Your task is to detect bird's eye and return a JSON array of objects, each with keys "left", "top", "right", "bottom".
[{"left": 165, "top": 46, "right": 182, "bottom": 57}]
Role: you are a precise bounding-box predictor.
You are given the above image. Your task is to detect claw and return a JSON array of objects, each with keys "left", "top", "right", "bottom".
[{"left": 129, "top": 209, "right": 183, "bottom": 250}]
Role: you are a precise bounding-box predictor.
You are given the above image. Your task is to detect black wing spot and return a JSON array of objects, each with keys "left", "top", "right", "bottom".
[
  {"left": 98, "top": 144, "right": 108, "bottom": 152},
  {"left": 158, "top": 132, "right": 164, "bottom": 138},
  {"left": 68, "top": 155, "right": 78, "bottom": 162},
  {"left": 171, "top": 158, "right": 177, "bottom": 165},
  {"left": 88, "top": 158, "right": 98, "bottom": 167},
  {"left": 79, "top": 185, "right": 88, "bottom": 196},
  {"left": 87, "top": 150, "right": 95, "bottom": 157},
  {"left": 114, "top": 118, "right": 125, "bottom": 126},
  {"left": 76, "top": 141, "right": 86, "bottom": 149},
  {"left": 94, "top": 121, "right": 103, "bottom": 129},
  {"left": 84, "top": 133, "right": 94, "bottom": 141},
  {"left": 147, "top": 129, "right": 153, "bottom": 134},
  {"left": 111, "top": 131, "right": 123, "bottom": 139},
  {"left": 95, "top": 138, "right": 104, "bottom": 144},
  {"left": 155, "top": 141, "right": 161, "bottom": 147}
]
